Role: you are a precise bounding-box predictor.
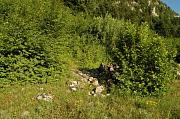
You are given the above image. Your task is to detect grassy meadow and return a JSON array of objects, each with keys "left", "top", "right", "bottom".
[{"left": 0, "top": 73, "right": 180, "bottom": 119}]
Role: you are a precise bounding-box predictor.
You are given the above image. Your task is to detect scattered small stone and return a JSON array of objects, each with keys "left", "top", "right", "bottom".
[
  {"left": 89, "top": 85, "right": 104, "bottom": 96},
  {"left": 36, "top": 93, "right": 53, "bottom": 102},
  {"left": 70, "top": 81, "right": 78, "bottom": 86},
  {"left": 106, "top": 93, "right": 110, "bottom": 96},
  {"left": 78, "top": 72, "right": 83, "bottom": 76},
  {"left": 88, "top": 77, "right": 99, "bottom": 86},
  {"left": 92, "top": 80, "right": 99, "bottom": 87},
  {"left": 71, "top": 87, "right": 77, "bottom": 91},
  {"left": 177, "top": 71, "right": 180, "bottom": 79},
  {"left": 89, "top": 91, "right": 95, "bottom": 96},
  {"left": 88, "top": 77, "right": 94, "bottom": 82},
  {"left": 109, "top": 66, "right": 114, "bottom": 72},
  {"left": 77, "top": 71, "right": 89, "bottom": 78},
  {"left": 21, "top": 111, "right": 30, "bottom": 117},
  {"left": 177, "top": 71, "right": 180, "bottom": 75},
  {"left": 80, "top": 78, "right": 88, "bottom": 82},
  {"left": 95, "top": 86, "right": 104, "bottom": 95},
  {"left": 69, "top": 81, "right": 79, "bottom": 91}
]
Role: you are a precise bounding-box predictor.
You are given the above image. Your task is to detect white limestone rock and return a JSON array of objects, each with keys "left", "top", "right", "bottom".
[
  {"left": 95, "top": 86, "right": 104, "bottom": 95},
  {"left": 36, "top": 93, "right": 53, "bottom": 102},
  {"left": 152, "top": 7, "right": 159, "bottom": 17},
  {"left": 177, "top": 71, "right": 180, "bottom": 79},
  {"left": 69, "top": 81, "right": 79, "bottom": 91}
]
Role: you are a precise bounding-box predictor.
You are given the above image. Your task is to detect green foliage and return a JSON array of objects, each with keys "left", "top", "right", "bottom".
[
  {"left": 0, "top": 0, "right": 107, "bottom": 84},
  {"left": 0, "top": 20, "right": 59, "bottom": 84},
  {"left": 64, "top": 0, "right": 98, "bottom": 13},
  {"left": 0, "top": 0, "right": 64, "bottom": 84},
  {"left": 89, "top": 16, "right": 176, "bottom": 95},
  {"left": 0, "top": 0, "right": 177, "bottom": 96},
  {"left": 64, "top": 0, "right": 180, "bottom": 38}
]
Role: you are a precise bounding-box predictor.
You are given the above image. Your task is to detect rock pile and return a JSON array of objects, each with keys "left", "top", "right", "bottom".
[
  {"left": 36, "top": 93, "right": 53, "bottom": 102},
  {"left": 177, "top": 64, "right": 180, "bottom": 80},
  {"left": 88, "top": 77, "right": 99, "bottom": 86},
  {"left": 69, "top": 81, "right": 79, "bottom": 91},
  {"left": 89, "top": 85, "right": 104, "bottom": 96},
  {"left": 68, "top": 63, "right": 120, "bottom": 96},
  {"left": 69, "top": 70, "right": 106, "bottom": 96}
]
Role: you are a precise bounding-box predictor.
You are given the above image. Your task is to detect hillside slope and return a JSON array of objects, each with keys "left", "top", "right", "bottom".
[
  {"left": 0, "top": 0, "right": 180, "bottom": 118},
  {"left": 64, "top": 0, "right": 180, "bottom": 37}
]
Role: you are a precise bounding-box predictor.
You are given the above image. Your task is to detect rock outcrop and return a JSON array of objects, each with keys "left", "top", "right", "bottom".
[{"left": 68, "top": 63, "right": 120, "bottom": 96}]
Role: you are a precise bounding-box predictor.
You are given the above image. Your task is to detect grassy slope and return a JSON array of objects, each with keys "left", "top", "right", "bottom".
[
  {"left": 0, "top": 0, "right": 180, "bottom": 118},
  {"left": 0, "top": 71, "right": 180, "bottom": 119}
]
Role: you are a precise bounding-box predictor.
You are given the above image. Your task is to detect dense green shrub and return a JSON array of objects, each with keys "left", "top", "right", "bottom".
[
  {"left": 63, "top": 0, "right": 98, "bottom": 13},
  {"left": 0, "top": 0, "right": 63, "bottom": 84},
  {"left": 0, "top": 20, "right": 60, "bottom": 84},
  {"left": 90, "top": 16, "right": 176, "bottom": 95},
  {"left": 0, "top": 0, "right": 107, "bottom": 84}
]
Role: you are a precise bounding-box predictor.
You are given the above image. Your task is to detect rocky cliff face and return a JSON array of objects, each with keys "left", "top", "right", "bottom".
[{"left": 112, "top": 0, "right": 177, "bottom": 17}]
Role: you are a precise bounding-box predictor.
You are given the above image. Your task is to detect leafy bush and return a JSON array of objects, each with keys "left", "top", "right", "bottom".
[
  {"left": 0, "top": 20, "right": 60, "bottom": 84},
  {"left": 63, "top": 0, "right": 98, "bottom": 13},
  {"left": 90, "top": 16, "right": 176, "bottom": 95},
  {"left": 0, "top": 0, "right": 107, "bottom": 84},
  {"left": 0, "top": 0, "right": 64, "bottom": 84}
]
